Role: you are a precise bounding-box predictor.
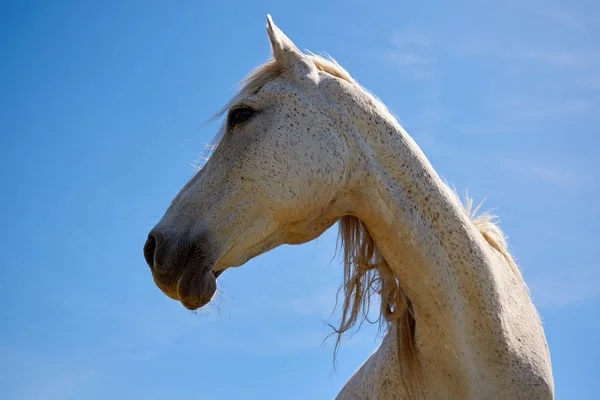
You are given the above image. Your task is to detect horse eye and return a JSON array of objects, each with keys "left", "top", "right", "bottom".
[{"left": 228, "top": 107, "right": 255, "bottom": 128}]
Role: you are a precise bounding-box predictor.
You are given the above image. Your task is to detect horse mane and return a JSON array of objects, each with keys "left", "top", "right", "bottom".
[
  {"left": 335, "top": 192, "right": 523, "bottom": 394},
  {"left": 209, "top": 52, "right": 523, "bottom": 393}
]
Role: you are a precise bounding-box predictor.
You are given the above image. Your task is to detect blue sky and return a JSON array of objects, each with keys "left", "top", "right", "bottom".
[{"left": 1, "top": 1, "right": 599, "bottom": 399}]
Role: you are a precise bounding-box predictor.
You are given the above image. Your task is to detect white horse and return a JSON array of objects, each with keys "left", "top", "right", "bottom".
[{"left": 143, "top": 16, "right": 554, "bottom": 399}]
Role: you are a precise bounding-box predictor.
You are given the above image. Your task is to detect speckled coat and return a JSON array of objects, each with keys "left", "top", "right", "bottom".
[{"left": 144, "top": 16, "right": 554, "bottom": 399}]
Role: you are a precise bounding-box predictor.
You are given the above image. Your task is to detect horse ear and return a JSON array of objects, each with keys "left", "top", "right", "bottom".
[{"left": 266, "top": 15, "right": 309, "bottom": 72}]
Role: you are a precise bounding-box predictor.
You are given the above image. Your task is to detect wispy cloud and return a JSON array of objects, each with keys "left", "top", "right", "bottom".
[
  {"left": 491, "top": 155, "right": 591, "bottom": 189},
  {"left": 577, "top": 74, "right": 600, "bottom": 90},
  {"left": 449, "top": 28, "right": 600, "bottom": 71},
  {"left": 529, "top": 166, "right": 578, "bottom": 186},
  {"left": 529, "top": 267, "right": 600, "bottom": 308},
  {"left": 386, "top": 30, "right": 436, "bottom": 81},
  {"left": 455, "top": 124, "right": 525, "bottom": 135},
  {"left": 451, "top": 38, "right": 600, "bottom": 70},
  {"left": 516, "top": 50, "right": 600, "bottom": 69},
  {"left": 496, "top": 96, "right": 591, "bottom": 119},
  {"left": 390, "top": 32, "right": 431, "bottom": 48},
  {"left": 525, "top": 164, "right": 582, "bottom": 188},
  {"left": 388, "top": 52, "right": 435, "bottom": 67},
  {"left": 531, "top": 6, "right": 586, "bottom": 31}
]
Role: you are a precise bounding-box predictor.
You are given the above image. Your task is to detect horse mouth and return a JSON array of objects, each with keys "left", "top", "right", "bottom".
[
  {"left": 171, "top": 266, "right": 218, "bottom": 310},
  {"left": 146, "top": 232, "right": 225, "bottom": 310},
  {"left": 153, "top": 265, "right": 224, "bottom": 311}
]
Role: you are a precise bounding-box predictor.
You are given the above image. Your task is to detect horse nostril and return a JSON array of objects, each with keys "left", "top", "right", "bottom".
[{"left": 144, "top": 234, "right": 157, "bottom": 269}]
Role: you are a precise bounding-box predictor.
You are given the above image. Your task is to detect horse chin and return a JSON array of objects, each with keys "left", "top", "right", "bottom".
[
  {"left": 213, "top": 269, "right": 225, "bottom": 278},
  {"left": 175, "top": 267, "right": 218, "bottom": 310}
]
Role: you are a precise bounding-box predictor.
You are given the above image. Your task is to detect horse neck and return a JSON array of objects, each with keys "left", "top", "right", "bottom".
[{"left": 343, "top": 97, "right": 551, "bottom": 395}]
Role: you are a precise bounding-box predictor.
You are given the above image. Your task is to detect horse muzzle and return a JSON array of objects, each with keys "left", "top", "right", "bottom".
[{"left": 143, "top": 230, "right": 220, "bottom": 310}]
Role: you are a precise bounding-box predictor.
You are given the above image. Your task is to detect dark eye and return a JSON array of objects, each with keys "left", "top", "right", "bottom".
[{"left": 227, "top": 107, "right": 255, "bottom": 128}]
